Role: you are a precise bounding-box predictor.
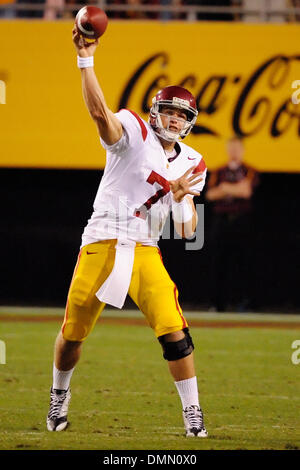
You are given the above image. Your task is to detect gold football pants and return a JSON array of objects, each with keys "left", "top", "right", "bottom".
[{"left": 62, "top": 240, "right": 188, "bottom": 341}]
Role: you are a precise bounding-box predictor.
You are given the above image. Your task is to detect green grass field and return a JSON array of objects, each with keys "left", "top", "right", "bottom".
[{"left": 1, "top": 309, "right": 300, "bottom": 450}]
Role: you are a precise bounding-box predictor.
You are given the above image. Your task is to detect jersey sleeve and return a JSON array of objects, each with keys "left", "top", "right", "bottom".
[
  {"left": 99, "top": 109, "right": 148, "bottom": 155},
  {"left": 191, "top": 157, "right": 207, "bottom": 194}
]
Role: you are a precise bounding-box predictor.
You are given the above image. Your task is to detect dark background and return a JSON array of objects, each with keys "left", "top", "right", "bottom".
[{"left": 1, "top": 168, "right": 299, "bottom": 312}]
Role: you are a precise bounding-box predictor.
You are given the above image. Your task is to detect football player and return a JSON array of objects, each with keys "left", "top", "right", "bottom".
[{"left": 46, "top": 27, "right": 208, "bottom": 438}]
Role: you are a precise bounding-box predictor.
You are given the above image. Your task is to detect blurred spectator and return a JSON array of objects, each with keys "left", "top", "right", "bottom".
[
  {"left": 126, "top": 0, "right": 148, "bottom": 19},
  {"left": 159, "top": 0, "right": 184, "bottom": 20},
  {"left": 289, "top": 0, "right": 300, "bottom": 22},
  {"left": 63, "top": 0, "right": 88, "bottom": 18},
  {"left": 183, "top": 0, "right": 236, "bottom": 21},
  {"left": 146, "top": 0, "right": 164, "bottom": 19},
  {"left": 0, "top": 0, "right": 15, "bottom": 17},
  {"left": 16, "top": 0, "right": 45, "bottom": 17},
  {"left": 43, "top": 0, "right": 64, "bottom": 19},
  {"left": 159, "top": 0, "right": 172, "bottom": 20},
  {"left": 205, "top": 136, "right": 259, "bottom": 312},
  {"left": 106, "top": 0, "right": 157, "bottom": 19},
  {"left": 106, "top": 0, "right": 125, "bottom": 19},
  {"left": 242, "top": 0, "right": 289, "bottom": 23}
]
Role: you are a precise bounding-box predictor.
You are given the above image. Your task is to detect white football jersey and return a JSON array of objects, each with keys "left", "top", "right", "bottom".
[{"left": 81, "top": 109, "right": 207, "bottom": 247}]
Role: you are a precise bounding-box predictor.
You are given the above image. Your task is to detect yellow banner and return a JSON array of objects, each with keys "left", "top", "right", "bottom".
[{"left": 0, "top": 21, "right": 300, "bottom": 172}]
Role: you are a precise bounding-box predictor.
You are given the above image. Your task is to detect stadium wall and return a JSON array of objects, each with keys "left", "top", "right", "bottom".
[{"left": 0, "top": 21, "right": 300, "bottom": 172}]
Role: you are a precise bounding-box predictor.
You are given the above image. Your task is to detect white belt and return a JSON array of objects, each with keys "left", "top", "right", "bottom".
[{"left": 95, "top": 239, "right": 136, "bottom": 309}]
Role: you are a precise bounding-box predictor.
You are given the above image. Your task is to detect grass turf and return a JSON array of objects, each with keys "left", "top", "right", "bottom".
[{"left": 0, "top": 315, "right": 300, "bottom": 450}]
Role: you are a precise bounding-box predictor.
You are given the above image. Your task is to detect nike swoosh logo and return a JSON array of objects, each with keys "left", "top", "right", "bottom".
[
  {"left": 188, "top": 157, "right": 196, "bottom": 160},
  {"left": 86, "top": 251, "right": 98, "bottom": 255}
]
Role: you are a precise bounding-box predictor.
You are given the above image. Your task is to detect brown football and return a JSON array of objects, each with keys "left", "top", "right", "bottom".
[{"left": 75, "top": 6, "right": 108, "bottom": 41}]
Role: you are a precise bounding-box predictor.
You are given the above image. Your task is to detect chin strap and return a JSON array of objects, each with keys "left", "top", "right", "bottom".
[{"left": 154, "top": 114, "right": 180, "bottom": 142}]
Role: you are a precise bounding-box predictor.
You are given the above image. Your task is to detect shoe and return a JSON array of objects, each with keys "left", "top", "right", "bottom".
[
  {"left": 183, "top": 405, "right": 208, "bottom": 437},
  {"left": 46, "top": 387, "right": 71, "bottom": 431}
]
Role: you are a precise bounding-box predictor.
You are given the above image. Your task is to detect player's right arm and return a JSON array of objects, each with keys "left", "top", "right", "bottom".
[{"left": 72, "top": 27, "right": 123, "bottom": 146}]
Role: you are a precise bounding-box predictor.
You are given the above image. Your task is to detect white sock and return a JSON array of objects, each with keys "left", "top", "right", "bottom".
[
  {"left": 53, "top": 363, "right": 75, "bottom": 391},
  {"left": 174, "top": 376, "right": 200, "bottom": 410}
]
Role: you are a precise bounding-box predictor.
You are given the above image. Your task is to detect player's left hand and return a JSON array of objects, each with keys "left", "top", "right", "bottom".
[{"left": 169, "top": 166, "right": 203, "bottom": 203}]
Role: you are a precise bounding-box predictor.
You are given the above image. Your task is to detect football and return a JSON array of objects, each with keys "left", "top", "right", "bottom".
[{"left": 75, "top": 6, "right": 108, "bottom": 41}]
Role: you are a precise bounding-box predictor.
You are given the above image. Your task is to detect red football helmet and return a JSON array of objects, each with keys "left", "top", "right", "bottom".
[{"left": 149, "top": 86, "right": 198, "bottom": 142}]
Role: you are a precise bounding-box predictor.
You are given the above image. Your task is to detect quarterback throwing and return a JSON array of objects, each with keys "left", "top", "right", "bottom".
[{"left": 46, "top": 27, "right": 208, "bottom": 438}]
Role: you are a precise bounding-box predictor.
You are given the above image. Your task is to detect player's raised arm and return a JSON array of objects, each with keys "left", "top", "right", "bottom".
[{"left": 72, "top": 27, "right": 123, "bottom": 146}]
